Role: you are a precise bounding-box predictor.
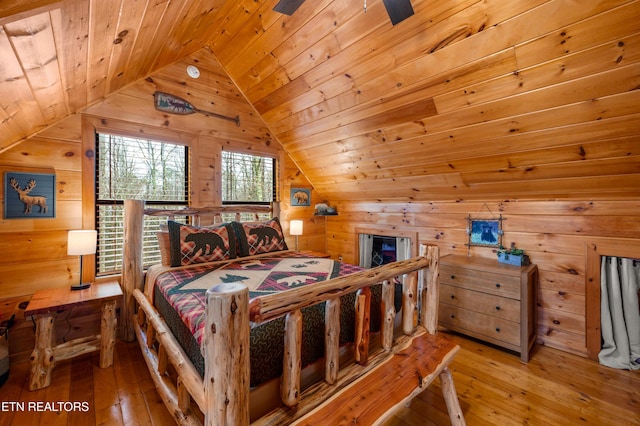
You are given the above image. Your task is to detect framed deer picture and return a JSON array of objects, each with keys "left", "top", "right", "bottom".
[{"left": 4, "top": 172, "right": 56, "bottom": 219}]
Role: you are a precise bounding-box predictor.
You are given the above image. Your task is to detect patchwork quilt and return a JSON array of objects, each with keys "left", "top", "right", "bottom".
[
  {"left": 157, "top": 256, "right": 359, "bottom": 344},
  {"left": 153, "top": 252, "right": 377, "bottom": 386}
]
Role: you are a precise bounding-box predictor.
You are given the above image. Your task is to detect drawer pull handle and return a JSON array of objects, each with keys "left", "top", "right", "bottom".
[
  {"left": 495, "top": 306, "right": 501, "bottom": 311},
  {"left": 450, "top": 275, "right": 455, "bottom": 279},
  {"left": 495, "top": 283, "right": 501, "bottom": 288},
  {"left": 450, "top": 314, "right": 455, "bottom": 319},
  {"left": 495, "top": 327, "right": 501, "bottom": 333},
  {"left": 450, "top": 294, "right": 455, "bottom": 299}
]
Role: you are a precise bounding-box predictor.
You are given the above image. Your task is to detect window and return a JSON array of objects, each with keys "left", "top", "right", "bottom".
[
  {"left": 96, "top": 133, "right": 188, "bottom": 274},
  {"left": 221, "top": 151, "right": 276, "bottom": 220}
]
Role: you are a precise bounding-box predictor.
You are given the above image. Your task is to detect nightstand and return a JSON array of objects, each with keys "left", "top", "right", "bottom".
[{"left": 24, "top": 280, "right": 122, "bottom": 390}]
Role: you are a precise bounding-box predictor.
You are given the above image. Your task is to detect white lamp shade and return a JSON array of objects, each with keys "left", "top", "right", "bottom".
[
  {"left": 289, "top": 220, "right": 303, "bottom": 236},
  {"left": 67, "top": 230, "right": 97, "bottom": 255}
]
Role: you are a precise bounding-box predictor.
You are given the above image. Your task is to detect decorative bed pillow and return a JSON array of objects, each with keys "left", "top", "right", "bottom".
[
  {"left": 232, "top": 218, "right": 288, "bottom": 257},
  {"left": 167, "top": 221, "right": 237, "bottom": 267}
]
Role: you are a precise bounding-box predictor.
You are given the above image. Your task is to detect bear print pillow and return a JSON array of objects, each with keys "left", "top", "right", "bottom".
[
  {"left": 167, "top": 221, "right": 237, "bottom": 267},
  {"left": 232, "top": 218, "right": 288, "bottom": 257}
]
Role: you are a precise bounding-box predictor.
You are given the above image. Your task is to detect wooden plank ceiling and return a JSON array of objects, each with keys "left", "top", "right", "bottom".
[{"left": 1, "top": 0, "right": 639, "bottom": 202}]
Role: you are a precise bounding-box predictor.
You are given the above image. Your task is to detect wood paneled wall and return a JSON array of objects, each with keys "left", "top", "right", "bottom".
[
  {"left": 280, "top": 153, "right": 328, "bottom": 253},
  {"left": 0, "top": 115, "right": 84, "bottom": 297},
  {"left": 325, "top": 199, "right": 640, "bottom": 357}
]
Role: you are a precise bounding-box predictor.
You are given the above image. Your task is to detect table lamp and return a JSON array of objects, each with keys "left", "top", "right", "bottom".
[
  {"left": 68, "top": 230, "right": 97, "bottom": 290},
  {"left": 289, "top": 220, "right": 303, "bottom": 251}
]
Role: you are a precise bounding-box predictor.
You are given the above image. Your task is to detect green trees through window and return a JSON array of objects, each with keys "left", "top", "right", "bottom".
[
  {"left": 222, "top": 151, "right": 275, "bottom": 203},
  {"left": 96, "top": 134, "right": 188, "bottom": 274}
]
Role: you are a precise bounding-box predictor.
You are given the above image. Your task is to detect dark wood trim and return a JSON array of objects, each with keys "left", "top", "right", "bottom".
[{"left": 81, "top": 116, "right": 97, "bottom": 283}]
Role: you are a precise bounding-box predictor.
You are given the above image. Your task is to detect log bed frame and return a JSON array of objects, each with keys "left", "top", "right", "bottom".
[{"left": 120, "top": 199, "right": 465, "bottom": 425}]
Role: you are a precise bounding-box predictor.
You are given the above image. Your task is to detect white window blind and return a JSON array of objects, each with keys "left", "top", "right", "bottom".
[
  {"left": 96, "top": 134, "right": 188, "bottom": 274},
  {"left": 221, "top": 151, "right": 275, "bottom": 203}
]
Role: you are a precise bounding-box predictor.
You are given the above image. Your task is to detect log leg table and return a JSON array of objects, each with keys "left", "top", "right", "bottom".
[{"left": 24, "top": 281, "right": 122, "bottom": 390}]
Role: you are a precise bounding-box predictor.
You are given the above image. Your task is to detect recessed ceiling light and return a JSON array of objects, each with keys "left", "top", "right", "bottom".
[{"left": 187, "top": 65, "right": 200, "bottom": 79}]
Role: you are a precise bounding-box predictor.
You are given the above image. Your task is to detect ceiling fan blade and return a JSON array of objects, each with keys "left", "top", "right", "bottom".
[
  {"left": 273, "top": 0, "right": 305, "bottom": 16},
  {"left": 382, "top": 0, "right": 414, "bottom": 25}
]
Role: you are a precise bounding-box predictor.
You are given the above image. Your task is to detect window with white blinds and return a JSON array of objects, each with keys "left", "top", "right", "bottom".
[
  {"left": 221, "top": 150, "right": 276, "bottom": 221},
  {"left": 96, "top": 133, "right": 188, "bottom": 274}
]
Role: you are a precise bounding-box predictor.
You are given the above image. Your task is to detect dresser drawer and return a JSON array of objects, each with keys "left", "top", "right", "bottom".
[
  {"left": 441, "top": 284, "right": 520, "bottom": 322},
  {"left": 440, "top": 265, "right": 521, "bottom": 299},
  {"left": 439, "top": 304, "right": 520, "bottom": 347}
]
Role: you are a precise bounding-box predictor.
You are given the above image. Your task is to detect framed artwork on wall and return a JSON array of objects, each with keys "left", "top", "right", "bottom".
[
  {"left": 4, "top": 171, "right": 56, "bottom": 219},
  {"left": 467, "top": 215, "right": 503, "bottom": 248},
  {"left": 290, "top": 187, "right": 311, "bottom": 207}
]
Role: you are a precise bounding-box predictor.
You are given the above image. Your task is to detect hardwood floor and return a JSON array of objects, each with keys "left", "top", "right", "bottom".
[{"left": 1, "top": 332, "right": 638, "bottom": 425}]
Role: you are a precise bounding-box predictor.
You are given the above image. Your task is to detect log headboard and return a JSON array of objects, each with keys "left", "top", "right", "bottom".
[{"left": 142, "top": 203, "right": 278, "bottom": 225}]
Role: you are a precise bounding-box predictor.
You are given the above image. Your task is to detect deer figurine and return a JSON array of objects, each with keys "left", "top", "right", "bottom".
[{"left": 9, "top": 178, "right": 48, "bottom": 214}]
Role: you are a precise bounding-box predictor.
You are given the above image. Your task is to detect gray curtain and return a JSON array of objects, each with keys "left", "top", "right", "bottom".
[
  {"left": 358, "top": 234, "right": 373, "bottom": 268},
  {"left": 599, "top": 256, "right": 640, "bottom": 370},
  {"left": 395, "top": 237, "right": 411, "bottom": 261}
]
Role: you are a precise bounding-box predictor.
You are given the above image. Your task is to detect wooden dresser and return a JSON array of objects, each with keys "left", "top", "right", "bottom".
[{"left": 438, "top": 254, "right": 538, "bottom": 362}]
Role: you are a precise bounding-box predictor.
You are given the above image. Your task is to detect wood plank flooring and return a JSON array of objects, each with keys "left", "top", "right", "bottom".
[{"left": 1, "top": 332, "right": 638, "bottom": 425}]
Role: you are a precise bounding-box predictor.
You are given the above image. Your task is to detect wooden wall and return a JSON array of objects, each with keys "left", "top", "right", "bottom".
[
  {"left": 0, "top": 115, "right": 84, "bottom": 298},
  {"left": 280, "top": 153, "right": 328, "bottom": 253},
  {"left": 325, "top": 199, "right": 640, "bottom": 357}
]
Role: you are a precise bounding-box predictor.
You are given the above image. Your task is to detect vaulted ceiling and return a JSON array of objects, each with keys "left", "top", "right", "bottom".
[{"left": 1, "top": 0, "right": 639, "bottom": 202}]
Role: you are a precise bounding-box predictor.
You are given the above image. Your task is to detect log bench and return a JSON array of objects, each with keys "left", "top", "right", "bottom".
[{"left": 291, "top": 332, "right": 461, "bottom": 425}]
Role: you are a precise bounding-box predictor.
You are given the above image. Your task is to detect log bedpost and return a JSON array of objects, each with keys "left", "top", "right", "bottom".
[
  {"left": 324, "top": 297, "right": 341, "bottom": 384},
  {"left": 121, "top": 199, "right": 144, "bottom": 342},
  {"left": 354, "top": 286, "right": 371, "bottom": 364},
  {"left": 421, "top": 245, "right": 440, "bottom": 334},
  {"left": 402, "top": 272, "right": 418, "bottom": 335},
  {"left": 282, "top": 309, "right": 302, "bottom": 407},
  {"left": 204, "top": 283, "right": 250, "bottom": 426},
  {"left": 381, "top": 279, "right": 395, "bottom": 350}
]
